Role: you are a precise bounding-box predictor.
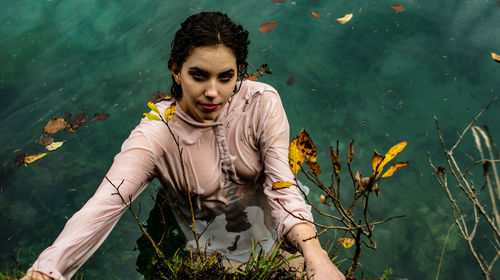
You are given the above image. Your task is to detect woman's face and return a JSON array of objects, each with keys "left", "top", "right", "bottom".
[{"left": 172, "top": 45, "right": 238, "bottom": 123}]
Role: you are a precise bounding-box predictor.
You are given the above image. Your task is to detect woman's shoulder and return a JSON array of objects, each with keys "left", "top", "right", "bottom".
[{"left": 240, "top": 80, "right": 280, "bottom": 100}]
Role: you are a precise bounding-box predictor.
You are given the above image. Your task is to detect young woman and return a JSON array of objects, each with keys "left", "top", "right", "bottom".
[{"left": 23, "top": 12, "right": 345, "bottom": 280}]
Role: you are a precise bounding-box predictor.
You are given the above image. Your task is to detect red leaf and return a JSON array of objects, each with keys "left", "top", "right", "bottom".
[
  {"left": 311, "top": 11, "right": 323, "bottom": 18},
  {"left": 259, "top": 21, "right": 278, "bottom": 34},
  {"left": 286, "top": 76, "right": 296, "bottom": 86},
  {"left": 93, "top": 112, "right": 109, "bottom": 121},
  {"left": 391, "top": 4, "right": 405, "bottom": 12}
]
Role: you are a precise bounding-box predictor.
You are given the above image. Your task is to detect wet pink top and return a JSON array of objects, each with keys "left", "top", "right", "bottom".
[{"left": 28, "top": 80, "right": 313, "bottom": 280}]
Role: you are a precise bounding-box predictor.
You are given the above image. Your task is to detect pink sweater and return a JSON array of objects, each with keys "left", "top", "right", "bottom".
[{"left": 28, "top": 80, "right": 313, "bottom": 279}]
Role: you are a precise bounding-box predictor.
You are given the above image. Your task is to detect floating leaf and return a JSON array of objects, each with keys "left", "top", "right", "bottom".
[
  {"left": 329, "top": 147, "right": 341, "bottom": 174},
  {"left": 338, "top": 238, "right": 355, "bottom": 248},
  {"left": 272, "top": 181, "right": 295, "bottom": 189},
  {"left": 336, "top": 13, "right": 353, "bottom": 24},
  {"left": 259, "top": 21, "right": 278, "bottom": 34},
  {"left": 492, "top": 52, "right": 500, "bottom": 63},
  {"left": 46, "top": 141, "right": 64, "bottom": 151},
  {"left": 371, "top": 150, "right": 384, "bottom": 175},
  {"left": 247, "top": 74, "right": 259, "bottom": 81},
  {"left": 165, "top": 103, "right": 177, "bottom": 122},
  {"left": 147, "top": 101, "right": 160, "bottom": 114},
  {"left": 44, "top": 118, "right": 67, "bottom": 134},
  {"left": 288, "top": 138, "right": 304, "bottom": 175},
  {"left": 64, "top": 112, "right": 72, "bottom": 123},
  {"left": 71, "top": 113, "right": 87, "bottom": 130},
  {"left": 311, "top": 11, "right": 323, "bottom": 18},
  {"left": 377, "top": 141, "right": 407, "bottom": 176},
  {"left": 24, "top": 153, "right": 48, "bottom": 164},
  {"left": 348, "top": 139, "right": 354, "bottom": 164},
  {"left": 39, "top": 137, "right": 54, "bottom": 146},
  {"left": 391, "top": 4, "right": 405, "bottom": 12},
  {"left": 14, "top": 152, "right": 27, "bottom": 166},
  {"left": 320, "top": 195, "right": 326, "bottom": 204},
  {"left": 271, "top": 0, "right": 286, "bottom": 2},
  {"left": 92, "top": 112, "right": 109, "bottom": 121},
  {"left": 382, "top": 161, "right": 409, "bottom": 178},
  {"left": 143, "top": 112, "right": 161, "bottom": 121},
  {"left": 286, "top": 76, "right": 296, "bottom": 86}
]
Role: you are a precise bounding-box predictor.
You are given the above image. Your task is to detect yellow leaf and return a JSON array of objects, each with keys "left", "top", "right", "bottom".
[
  {"left": 296, "top": 128, "right": 317, "bottom": 162},
  {"left": 336, "top": 13, "right": 353, "bottom": 24},
  {"left": 338, "top": 238, "right": 355, "bottom": 248},
  {"left": 24, "top": 153, "right": 48, "bottom": 163},
  {"left": 272, "top": 181, "right": 295, "bottom": 190},
  {"left": 43, "top": 118, "right": 67, "bottom": 134},
  {"left": 492, "top": 52, "right": 500, "bottom": 63},
  {"left": 382, "top": 161, "right": 409, "bottom": 178},
  {"left": 288, "top": 138, "right": 304, "bottom": 175},
  {"left": 143, "top": 112, "right": 161, "bottom": 121},
  {"left": 329, "top": 147, "right": 341, "bottom": 174},
  {"left": 371, "top": 150, "right": 383, "bottom": 175},
  {"left": 147, "top": 101, "right": 160, "bottom": 114},
  {"left": 306, "top": 160, "right": 322, "bottom": 175},
  {"left": 45, "top": 141, "right": 64, "bottom": 151},
  {"left": 376, "top": 141, "right": 407, "bottom": 176},
  {"left": 165, "top": 103, "right": 177, "bottom": 122}
]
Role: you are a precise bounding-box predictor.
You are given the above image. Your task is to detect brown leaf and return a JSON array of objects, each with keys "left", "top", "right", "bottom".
[
  {"left": 373, "top": 183, "right": 380, "bottom": 196},
  {"left": 149, "top": 91, "right": 172, "bottom": 103},
  {"left": 311, "top": 11, "right": 323, "bottom": 18},
  {"left": 286, "top": 76, "right": 296, "bottom": 86},
  {"left": 306, "top": 160, "right": 322, "bottom": 175},
  {"left": 436, "top": 166, "right": 445, "bottom": 175},
  {"left": 44, "top": 118, "right": 67, "bottom": 134},
  {"left": 64, "top": 112, "right": 72, "bottom": 123},
  {"left": 92, "top": 112, "right": 109, "bottom": 121},
  {"left": 271, "top": 0, "right": 286, "bottom": 2},
  {"left": 329, "top": 147, "right": 341, "bottom": 174},
  {"left": 71, "top": 113, "right": 87, "bottom": 130},
  {"left": 14, "top": 152, "right": 27, "bottom": 166},
  {"left": 348, "top": 139, "right": 354, "bottom": 165},
  {"left": 259, "top": 21, "right": 278, "bottom": 34},
  {"left": 246, "top": 74, "right": 259, "bottom": 81},
  {"left": 391, "top": 4, "right": 405, "bottom": 12},
  {"left": 296, "top": 129, "right": 317, "bottom": 162},
  {"left": 272, "top": 181, "right": 295, "bottom": 189},
  {"left": 39, "top": 137, "right": 54, "bottom": 146}
]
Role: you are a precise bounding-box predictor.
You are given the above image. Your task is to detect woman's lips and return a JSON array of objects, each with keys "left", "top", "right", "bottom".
[{"left": 199, "top": 104, "right": 219, "bottom": 111}]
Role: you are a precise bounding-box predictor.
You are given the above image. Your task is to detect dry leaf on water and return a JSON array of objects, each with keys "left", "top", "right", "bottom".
[
  {"left": 14, "top": 152, "right": 27, "bottom": 166},
  {"left": 338, "top": 238, "right": 355, "bottom": 248},
  {"left": 259, "top": 21, "right": 278, "bottom": 33},
  {"left": 271, "top": 0, "right": 286, "bottom": 2},
  {"left": 272, "top": 181, "right": 295, "bottom": 189},
  {"left": 71, "top": 113, "right": 87, "bottom": 130},
  {"left": 24, "top": 153, "right": 48, "bottom": 164},
  {"left": 46, "top": 141, "right": 64, "bottom": 151},
  {"left": 492, "top": 52, "right": 500, "bottom": 63},
  {"left": 44, "top": 118, "right": 67, "bottom": 134},
  {"left": 311, "top": 11, "right": 323, "bottom": 18},
  {"left": 39, "top": 137, "right": 54, "bottom": 146},
  {"left": 64, "top": 112, "right": 72, "bottom": 123},
  {"left": 286, "top": 76, "right": 296, "bottom": 86},
  {"left": 336, "top": 13, "right": 353, "bottom": 24},
  {"left": 92, "top": 112, "right": 109, "bottom": 121},
  {"left": 391, "top": 4, "right": 405, "bottom": 12},
  {"left": 246, "top": 74, "right": 259, "bottom": 81}
]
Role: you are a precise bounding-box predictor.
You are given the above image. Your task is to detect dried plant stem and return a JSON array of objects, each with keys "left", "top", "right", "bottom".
[
  {"left": 435, "top": 223, "right": 455, "bottom": 280},
  {"left": 106, "top": 177, "right": 165, "bottom": 260}
]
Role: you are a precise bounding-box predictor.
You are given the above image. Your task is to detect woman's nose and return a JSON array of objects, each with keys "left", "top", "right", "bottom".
[{"left": 204, "top": 80, "right": 218, "bottom": 98}]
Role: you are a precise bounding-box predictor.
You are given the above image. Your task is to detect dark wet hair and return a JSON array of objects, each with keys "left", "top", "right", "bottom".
[{"left": 167, "top": 12, "right": 250, "bottom": 99}]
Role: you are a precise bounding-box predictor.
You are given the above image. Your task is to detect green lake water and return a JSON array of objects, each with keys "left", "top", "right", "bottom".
[{"left": 1, "top": 0, "right": 499, "bottom": 279}]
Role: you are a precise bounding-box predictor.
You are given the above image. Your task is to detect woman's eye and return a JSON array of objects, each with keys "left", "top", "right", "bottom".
[{"left": 219, "top": 74, "right": 234, "bottom": 82}]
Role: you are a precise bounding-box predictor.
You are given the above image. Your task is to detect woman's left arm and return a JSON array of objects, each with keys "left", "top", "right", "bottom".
[{"left": 286, "top": 223, "right": 345, "bottom": 280}]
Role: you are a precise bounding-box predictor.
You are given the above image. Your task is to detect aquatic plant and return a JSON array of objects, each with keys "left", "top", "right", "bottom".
[{"left": 429, "top": 98, "right": 500, "bottom": 280}]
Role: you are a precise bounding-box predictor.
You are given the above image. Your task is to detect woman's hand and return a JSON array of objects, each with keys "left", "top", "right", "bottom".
[
  {"left": 21, "top": 271, "right": 53, "bottom": 280},
  {"left": 286, "top": 223, "right": 345, "bottom": 280}
]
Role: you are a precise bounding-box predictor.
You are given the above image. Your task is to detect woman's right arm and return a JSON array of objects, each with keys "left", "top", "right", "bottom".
[{"left": 22, "top": 119, "right": 161, "bottom": 280}]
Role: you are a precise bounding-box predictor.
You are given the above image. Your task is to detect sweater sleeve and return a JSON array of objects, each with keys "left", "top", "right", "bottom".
[
  {"left": 27, "top": 119, "right": 160, "bottom": 280},
  {"left": 257, "top": 90, "right": 315, "bottom": 241}
]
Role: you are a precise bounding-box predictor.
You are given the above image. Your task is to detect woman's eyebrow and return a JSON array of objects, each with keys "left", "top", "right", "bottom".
[{"left": 188, "top": 67, "right": 235, "bottom": 75}]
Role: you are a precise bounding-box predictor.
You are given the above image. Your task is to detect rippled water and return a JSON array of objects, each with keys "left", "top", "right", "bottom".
[{"left": 1, "top": 0, "right": 499, "bottom": 279}]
